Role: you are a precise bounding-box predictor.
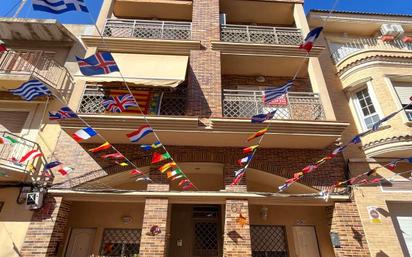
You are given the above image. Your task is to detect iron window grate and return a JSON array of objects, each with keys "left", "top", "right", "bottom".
[
  {"left": 251, "top": 225, "right": 288, "bottom": 257},
  {"left": 100, "top": 228, "right": 141, "bottom": 257}
]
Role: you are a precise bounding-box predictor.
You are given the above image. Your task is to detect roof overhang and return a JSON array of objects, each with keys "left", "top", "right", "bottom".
[
  {"left": 0, "top": 18, "right": 76, "bottom": 43},
  {"left": 59, "top": 116, "right": 349, "bottom": 149},
  {"left": 48, "top": 189, "right": 349, "bottom": 205}
]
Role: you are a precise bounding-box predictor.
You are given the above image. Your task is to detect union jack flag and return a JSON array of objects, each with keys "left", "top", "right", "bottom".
[
  {"left": 48, "top": 107, "right": 78, "bottom": 120},
  {"left": 76, "top": 52, "right": 119, "bottom": 76},
  {"left": 102, "top": 94, "right": 138, "bottom": 112}
]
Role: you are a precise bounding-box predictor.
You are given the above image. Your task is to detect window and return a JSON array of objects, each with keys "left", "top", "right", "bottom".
[
  {"left": 392, "top": 82, "right": 412, "bottom": 121},
  {"left": 251, "top": 225, "right": 288, "bottom": 257},
  {"left": 0, "top": 202, "right": 3, "bottom": 213},
  {"left": 100, "top": 229, "right": 141, "bottom": 257},
  {"left": 353, "top": 88, "right": 381, "bottom": 130}
]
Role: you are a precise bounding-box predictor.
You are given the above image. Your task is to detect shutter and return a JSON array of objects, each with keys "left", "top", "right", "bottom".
[
  {"left": 397, "top": 216, "right": 412, "bottom": 255},
  {"left": 0, "top": 111, "right": 29, "bottom": 133},
  {"left": 393, "top": 83, "right": 412, "bottom": 105}
]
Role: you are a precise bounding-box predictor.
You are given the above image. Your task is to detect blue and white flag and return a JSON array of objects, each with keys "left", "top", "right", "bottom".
[
  {"left": 251, "top": 110, "right": 277, "bottom": 123},
  {"left": 76, "top": 52, "right": 119, "bottom": 76},
  {"left": 10, "top": 80, "right": 51, "bottom": 101},
  {"left": 371, "top": 111, "right": 399, "bottom": 131},
  {"left": 263, "top": 81, "right": 293, "bottom": 104},
  {"left": 33, "top": 0, "right": 89, "bottom": 14}
]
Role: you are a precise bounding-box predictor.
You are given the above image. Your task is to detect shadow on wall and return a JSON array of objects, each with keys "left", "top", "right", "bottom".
[
  {"left": 186, "top": 65, "right": 212, "bottom": 118},
  {"left": 376, "top": 250, "right": 390, "bottom": 257},
  {"left": 351, "top": 226, "right": 364, "bottom": 247}
]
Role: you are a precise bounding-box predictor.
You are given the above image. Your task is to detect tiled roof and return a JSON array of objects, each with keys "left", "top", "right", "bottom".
[{"left": 309, "top": 9, "right": 412, "bottom": 18}]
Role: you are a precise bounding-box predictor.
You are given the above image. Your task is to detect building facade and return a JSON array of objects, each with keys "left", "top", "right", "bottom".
[
  {"left": 309, "top": 10, "right": 412, "bottom": 257},
  {"left": 2, "top": 1, "right": 410, "bottom": 257}
]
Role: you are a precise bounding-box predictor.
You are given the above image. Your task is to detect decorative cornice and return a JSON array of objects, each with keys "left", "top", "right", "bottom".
[
  {"left": 81, "top": 36, "right": 201, "bottom": 55},
  {"left": 363, "top": 135, "right": 412, "bottom": 150},
  {"left": 212, "top": 41, "right": 325, "bottom": 57}
]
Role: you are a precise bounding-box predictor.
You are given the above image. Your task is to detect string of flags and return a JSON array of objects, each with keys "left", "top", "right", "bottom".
[{"left": 278, "top": 100, "right": 412, "bottom": 192}]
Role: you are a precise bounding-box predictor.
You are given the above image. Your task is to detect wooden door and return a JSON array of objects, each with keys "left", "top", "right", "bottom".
[
  {"left": 293, "top": 226, "right": 321, "bottom": 257},
  {"left": 65, "top": 228, "right": 96, "bottom": 257}
]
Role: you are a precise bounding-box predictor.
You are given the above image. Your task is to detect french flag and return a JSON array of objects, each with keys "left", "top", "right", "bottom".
[
  {"left": 58, "top": 167, "right": 73, "bottom": 176},
  {"left": 127, "top": 125, "right": 153, "bottom": 143},
  {"left": 237, "top": 155, "right": 252, "bottom": 166},
  {"left": 72, "top": 127, "right": 97, "bottom": 142},
  {"left": 299, "top": 27, "right": 323, "bottom": 52}
]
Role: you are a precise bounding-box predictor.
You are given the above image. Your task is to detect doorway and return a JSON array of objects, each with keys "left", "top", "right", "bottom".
[
  {"left": 65, "top": 228, "right": 96, "bottom": 257},
  {"left": 293, "top": 226, "right": 321, "bottom": 257},
  {"left": 169, "top": 205, "right": 223, "bottom": 257}
]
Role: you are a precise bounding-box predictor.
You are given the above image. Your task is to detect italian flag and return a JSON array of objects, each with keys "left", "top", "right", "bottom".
[
  {"left": 167, "top": 169, "right": 182, "bottom": 179},
  {"left": 0, "top": 136, "right": 18, "bottom": 145}
]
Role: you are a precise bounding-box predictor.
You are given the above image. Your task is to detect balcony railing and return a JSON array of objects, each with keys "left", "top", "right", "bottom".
[
  {"left": 103, "top": 18, "right": 192, "bottom": 40},
  {"left": 0, "top": 131, "right": 47, "bottom": 174},
  {"left": 0, "top": 50, "right": 73, "bottom": 92},
  {"left": 331, "top": 38, "right": 412, "bottom": 63},
  {"left": 222, "top": 89, "right": 325, "bottom": 120},
  {"left": 220, "top": 24, "right": 303, "bottom": 45},
  {"left": 78, "top": 84, "right": 186, "bottom": 116},
  {"left": 406, "top": 109, "right": 412, "bottom": 121}
]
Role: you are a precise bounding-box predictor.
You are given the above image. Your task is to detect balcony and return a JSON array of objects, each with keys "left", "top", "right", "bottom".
[
  {"left": 0, "top": 131, "right": 47, "bottom": 181},
  {"left": 82, "top": 19, "right": 200, "bottom": 55},
  {"left": 0, "top": 50, "right": 73, "bottom": 95},
  {"left": 213, "top": 25, "right": 323, "bottom": 57},
  {"left": 103, "top": 19, "right": 192, "bottom": 40},
  {"left": 220, "top": 25, "right": 303, "bottom": 46},
  {"left": 222, "top": 89, "right": 325, "bottom": 121},
  {"left": 331, "top": 38, "right": 412, "bottom": 72}
]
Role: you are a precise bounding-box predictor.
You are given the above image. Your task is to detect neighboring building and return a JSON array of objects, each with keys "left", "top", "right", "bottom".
[
  {"left": 6, "top": 2, "right": 410, "bottom": 257},
  {"left": 309, "top": 10, "right": 412, "bottom": 257}
]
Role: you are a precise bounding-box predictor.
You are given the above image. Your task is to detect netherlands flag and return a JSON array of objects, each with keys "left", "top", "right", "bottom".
[
  {"left": 299, "top": 27, "right": 323, "bottom": 52},
  {"left": 72, "top": 127, "right": 97, "bottom": 142},
  {"left": 127, "top": 125, "right": 153, "bottom": 143},
  {"left": 237, "top": 155, "right": 252, "bottom": 166}
]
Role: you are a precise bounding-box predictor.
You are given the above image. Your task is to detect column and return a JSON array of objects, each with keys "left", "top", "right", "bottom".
[
  {"left": 223, "top": 186, "right": 252, "bottom": 257},
  {"left": 139, "top": 184, "right": 170, "bottom": 257},
  {"left": 20, "top": 196, "right": 71, "bottom": 257}
]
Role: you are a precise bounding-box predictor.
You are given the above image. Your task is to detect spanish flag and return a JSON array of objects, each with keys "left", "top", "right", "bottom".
[
  {"left": 159, "top": 162, "right": 177, "bottom": 173},
  {"left": 89, "top": 142, "right": 112, "bottom": 153},
  {"left": 247, "top": 128, "right": 268, "bottom": 141},
  {"left": 243, "top": 145, "right": 259, "bottom": 154}
]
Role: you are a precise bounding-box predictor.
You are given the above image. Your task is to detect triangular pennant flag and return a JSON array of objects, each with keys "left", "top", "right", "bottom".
[
  {"left": 243, "top": 145, "right": 259, "bottom": 154},
  {"left": 159, "top": 162, "right": 177, "bottom": 173},
  {"left": 247, "top": 128, "right": 268, "bottom": 141},
  {"left": 152, "top": 152, "right": 171, "bottom": 164}
]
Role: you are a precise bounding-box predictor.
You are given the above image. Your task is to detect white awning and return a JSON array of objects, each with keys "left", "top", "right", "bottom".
[{"left": 81, "top": 53, "right": 189, "bottom": 88}]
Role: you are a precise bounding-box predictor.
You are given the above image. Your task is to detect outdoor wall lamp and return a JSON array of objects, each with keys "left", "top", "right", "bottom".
[
  {"left": 260, "top": 207, "right": 268, "bottom": 220},
  {"left": 256, "top": 76, "right": 266, "bottom": 83}
]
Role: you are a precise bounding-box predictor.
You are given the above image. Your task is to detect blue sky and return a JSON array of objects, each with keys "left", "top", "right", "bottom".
[{"left": 1, "top": 0, "right": 412, "bottom": 24}]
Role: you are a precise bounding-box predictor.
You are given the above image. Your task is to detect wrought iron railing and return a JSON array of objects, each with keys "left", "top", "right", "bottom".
[
  {"left": 222, "top": 89, "right": 325, "bottom": 120},
  {"left": 406, "top": 109, "right": 412, "bottom": 121},
  {"left": 0, "top": 50, "right": 73, "bottom": 93},
  {"left": 331, "top": 37, "right": 412, "bottom": 63},
  {"left": 103, "top": 18, "right": 192, "bottom": 40},
  {"left": 220, "top": 24, "right": 303, "bottom": 45},
  {"left": 0, "top": 131, "right": 47, "bottom": 174},
  {"left": 78, "top": 84, "right": 186, "bottom": 116}
]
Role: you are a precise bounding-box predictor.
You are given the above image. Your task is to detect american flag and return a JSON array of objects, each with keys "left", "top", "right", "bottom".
[{"left": 102, "top": 94, "right": 138, "bottom": 113}]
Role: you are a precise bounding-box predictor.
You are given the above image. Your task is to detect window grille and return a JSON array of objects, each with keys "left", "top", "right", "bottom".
[
  {"left": 193, "top": 206, "right": 220, "bottom": 257},
  {"left": 251, "top": 225, "right": 288, "bottom": 257},
  {"left": 100, "top": 229, "right": 141, "bottom": 257}
]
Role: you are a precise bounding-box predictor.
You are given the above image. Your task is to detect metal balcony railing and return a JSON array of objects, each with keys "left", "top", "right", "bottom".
[
  {"left": 220, "top": 24, "right": 303, "bottom": 45},
  {"left": 331, "top": 37, "right": 412, "bottom": 63},
  {"left": 0, "top": 50, "right": 73, "bottom": 93},
  {"left": 222, "top": 89, "right": 325, "bottom": 121},
  {"left": 406, "top": 109, "right": 412, "bottom": 121},
  {"left": 103, "top": 18, "right": 192, "bottom": 40},
  {"left": 0, "top": 131, "right": 47, "bottom": 174},
  {"left": 78, "top": 84, "right": 186, "bottom": 116}
]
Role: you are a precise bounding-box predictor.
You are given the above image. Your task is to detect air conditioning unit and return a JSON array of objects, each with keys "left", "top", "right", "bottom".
[
  {"left": 381, "top": 24, "right": 404, "bottom": 38},
  {"left": 26, "top": 191, "right": 45, "bottom": 210}
]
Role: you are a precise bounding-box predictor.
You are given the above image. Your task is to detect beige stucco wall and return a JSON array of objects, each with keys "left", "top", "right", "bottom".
[
  {"left": 249, "top": 205, "right": 335, "bottom": 257},
  {"left": 63, "top": 201, "right": 145, "bottom": 256},
  {"left": 0, "top": 188, "right": 33, "bottom": 257}
]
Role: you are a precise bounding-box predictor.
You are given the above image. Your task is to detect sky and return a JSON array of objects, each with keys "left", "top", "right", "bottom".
[{"left": 1, "top": 0, "right": 412, "bottom": 24}]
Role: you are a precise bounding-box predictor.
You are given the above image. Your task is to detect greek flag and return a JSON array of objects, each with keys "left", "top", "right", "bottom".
[
  {"left": 10, "top": 80, "right": 51, "bottom": 101},
  {"left": 263, "top": 81, "right": 293, "bottom": 104},
  {"left": 33, "top": 0, "right": 89, "bottom": 14}
]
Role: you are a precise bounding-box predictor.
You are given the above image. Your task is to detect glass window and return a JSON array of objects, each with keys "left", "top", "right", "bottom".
[
  {"left": 100, "top": 229, "right": 141, "bottom": 257},
  {"left": 354, "top": 88, "right": 380, "bottom": 129},
  {"left": 392, "top": 82, "right": 412, "bottom": 121}
]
